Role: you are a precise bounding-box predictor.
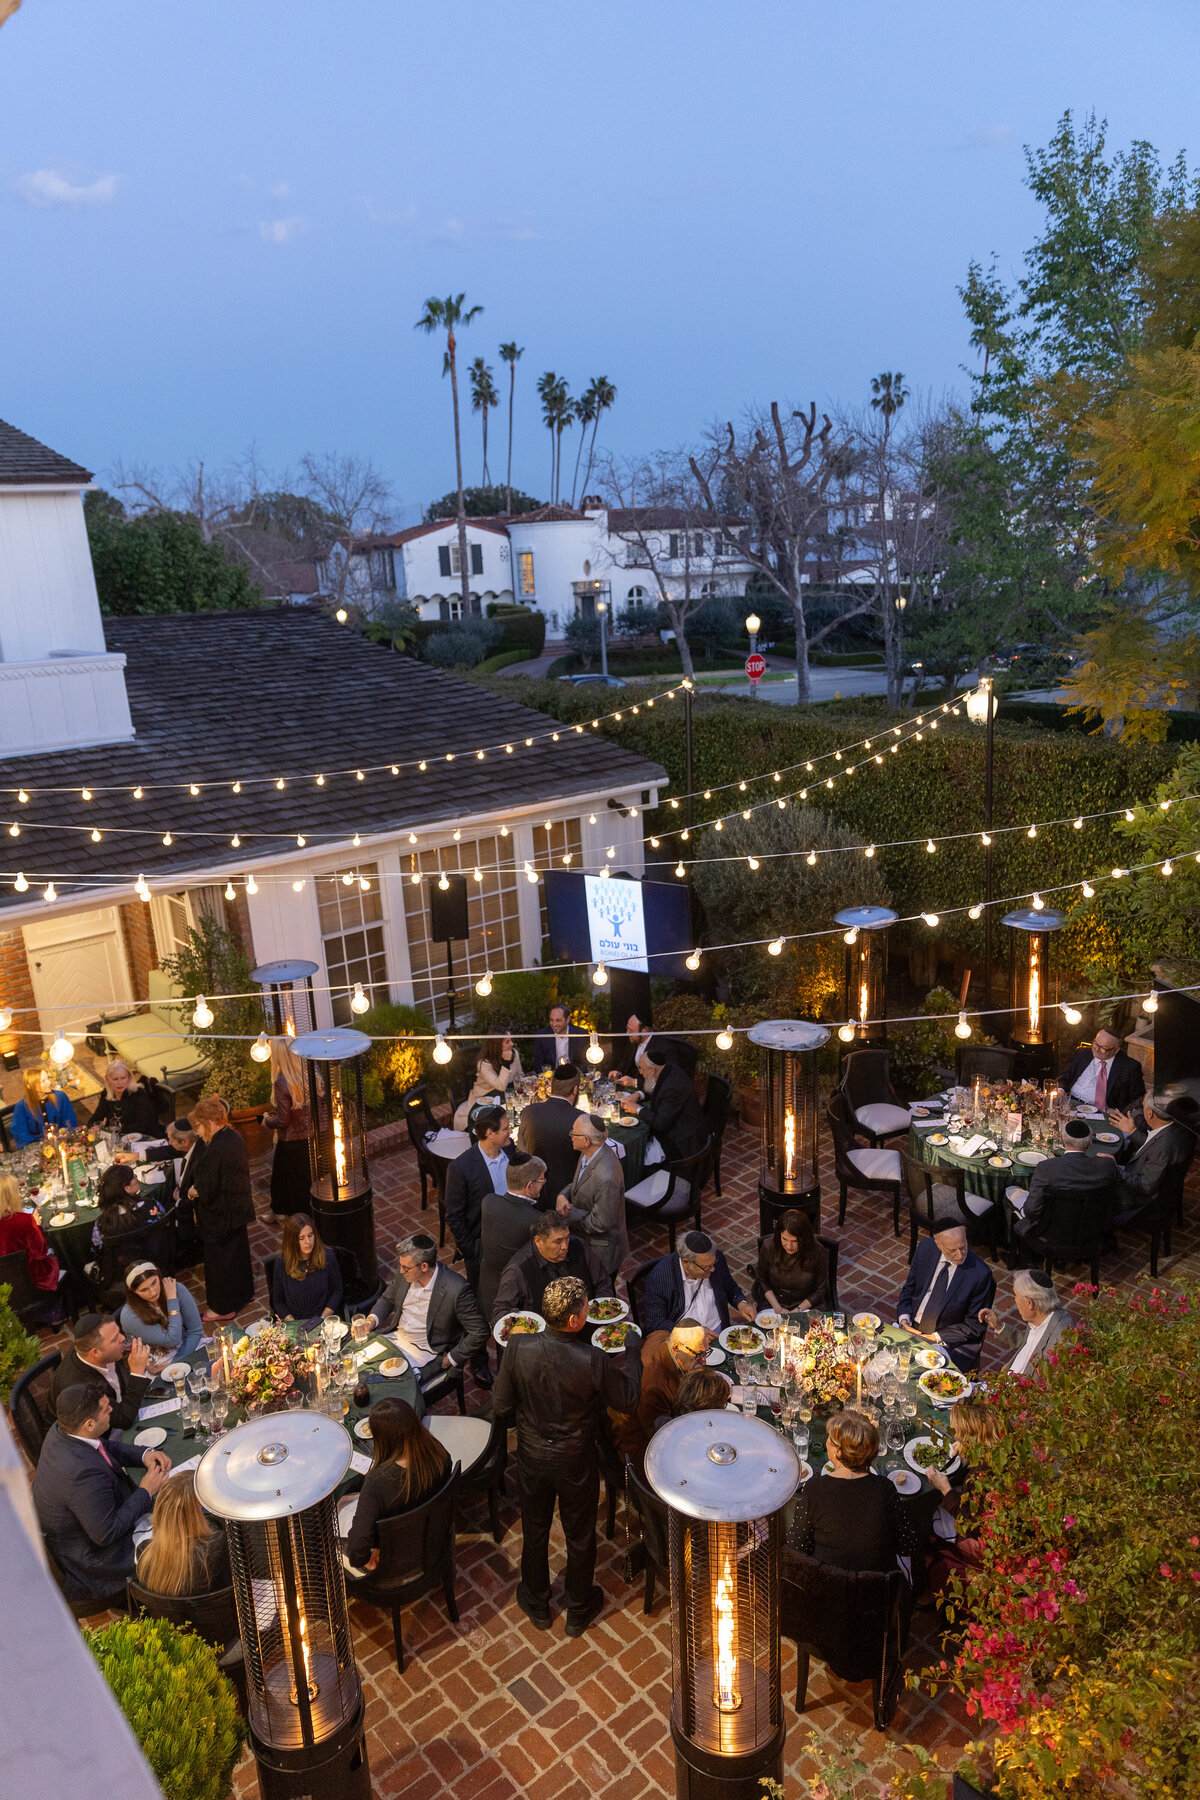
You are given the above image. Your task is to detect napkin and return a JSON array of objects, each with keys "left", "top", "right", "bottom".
[
  {"left": 912, "top": 1118, "right": 942, "bottom": 1131},
  {"left": 355, "top": 1339, "right": 386, "bottom": 1363},
  {"left": 957, "top": 1135, "right": 988, "bottom": 1158},
  {"left": 349, "top": 1451, "right": 373, "bottom": 1476},
  {"left": 170, "top": 1456, "right": 201, "bottom": 1476},
  {"left": 137, "top": 1398, "right": 180, "bottom": 1422}
]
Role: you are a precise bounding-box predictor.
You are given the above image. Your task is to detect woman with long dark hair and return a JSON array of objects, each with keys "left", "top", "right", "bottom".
[
  {"left": 271, "top": 1213, "right": 343, "bottom": 1322},
  {"left": 261, "top": 1037, "right": 312, "bottom": 1216},
  {"left": 341, "top": 1398, "right": 451, "bottom": 1575},
  {"left": 137, "top": 1471, "right": 229, "bottom": 1596},
  {"left": 119, "top": 1260, "right": 204, "bottom": 1357},
  {"left": 188, "top": 1095, "right": 256, "bottom": 1322},
  {"left": 453, "top": 1031, "right": 523, "bottom": 1130},
  {"left": 753, "top": 1208, "right": 830, "bottom": 1312},
  {"left": 91, "top": 1164, "right": 165, "bottom": 1266}
]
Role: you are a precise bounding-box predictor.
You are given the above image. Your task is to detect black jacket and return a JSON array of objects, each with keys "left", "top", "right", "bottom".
[
  {"left": 371, "top": 1264, "right": 487, "bottom": 1365},
  {"left": 91, "top": 1084, "right": 164, "bottom": 1138},
  {"left": 635, "top": 1061, "right": 708, "bottom": 1162},
  {"left": 492, "top": 1236, "right": 611, "bottom": 1325},
  {"left": 444, "top": 1141, "right": 520, "bottom": 1267},
  {"left": 49, "top": 1349, "right": 151, "bottom": 1440},
  {"left": 1057, "top": 1048, "right": 1145, "bottom": 1113},
  {"left": 33, "top": 1424, "right": 155, "bottom": 1600},
  {"left": 641, "top": 1249, "right": 747, "bottom": 1336},
  {"left": 1018, "top": 1149, "right": 1122, "bottom": 1238},
  {"left": 191, "top": 1126, "right": 255, "bottom": 1240},
  {"left": 895, "top": 1238, "right": 995, "bottom": 1372},
  {"left": 1115, "top": 1120, "right": 1195, "bottom": 1210},
  {"left": 478, "top": 1189, "right": 544, "bottom": 1323},
  {"left": 493, "top": 1325, "right": 641, "bottom": 1461},
  {"left": 531, "top": 1026, "right": 591, "bottom": 1074},
  {"left": 516, "top": 1096, "right": 583, "bottom": 1198}
]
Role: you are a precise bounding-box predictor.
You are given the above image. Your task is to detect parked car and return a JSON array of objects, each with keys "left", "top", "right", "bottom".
[{"left": 557, "top": 673, "right": 628, "bottom": 688}]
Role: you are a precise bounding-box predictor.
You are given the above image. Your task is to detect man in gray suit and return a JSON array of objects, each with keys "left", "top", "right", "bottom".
[
  {"left": 365, "top": 1233, "right": 487, "bottom": 1384},
  {"left": 978, "top": 1269, "right": 1073, "bottom": 1375},
  {"left": 1109, "top": 1090, "right": 1199, "bottom": 1212},
  {"left": 556, "top": 1116, "right": 628, "bottom": 1277}
]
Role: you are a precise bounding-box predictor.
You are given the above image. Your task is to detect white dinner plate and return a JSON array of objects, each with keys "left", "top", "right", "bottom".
[
  {"left": 852, "top": 1312, "right": 882, "bottom": 1331},
  {"left": 919, "top": 1368, "right": 973, "bottom": 1407},
  {"left": 586, "top": 1297, "right": 629, "bottom": 1326},
  {"left": 378, "top": 1357, "right": 408, "bottom": 1377},
  {"left": 821, "top": 1461, "right": 836, "bottom": 1477},
  {"left": 719, "top": 1324, "right": 765, "bottom": 1354},
  {"left": 48, "top": 1212, "right": 75, "bottom": 1227},
  {"left": 755, "top": 1308, "right": 785, "bottom": 1329},
  {"left": 706, "top": 1346, "right": 726, "bottom": 1367},
  {"left": 1017, "top": 1150, "right": 1048, "bottom": 1167},
  {"left": 890, "top": 1468, "right": 921, "bottom": 1494},
  {"left": 161, "top": 1362, "right": 191, "bottom": 1383},
  {"left": 798, "top": 1460, "right": 813, "bottom": 1483},
  {"left": 904, "top": 1435, "right": 962, "bottom": 1477},
  {"left": 1094, "top": 1131, "right": 1121, "bottom": 1145},
  {"left": 353, "top": 1418, "right": 373, "bottom": 1441},
  {"left": 593, "top": 1322, "right": 641, "bottom": 1354},
  {"left": 493, "top": 1311, "right": 546, "bottom": 1346},
  {"left": 987, "top": 1155, "right": 1012, "bottom": 1169},
  {"left": 914, "top": 1344, "right": 948, "bottom": 1369},
  {"left": 927, "top": 1133, "right": 949, "bottom": 1146},
  {"left": 134, "top": 1426, "right": 167, "bottom": 1448}
]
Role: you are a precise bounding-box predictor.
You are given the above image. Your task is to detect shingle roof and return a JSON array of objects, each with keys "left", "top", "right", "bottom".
[
  {"left": 0, "top": 418, "right": 93, "bottom": 486},
  {"left": 0, "top": 611, "right": 665, "bottom": 912}
]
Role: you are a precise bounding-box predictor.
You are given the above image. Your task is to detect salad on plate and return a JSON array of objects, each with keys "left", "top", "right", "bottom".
[
  {"left": 493, "top": 1311, "right": 546, "bottom": 1345},
  {"left": 919, "top": 1367, "right": 971, "bottom": 1404},
  {"left": 593, "top": 1321, "right": 641, "bottom": 1353},
  {"left": 586, "top": 1297, "right": 629, "bottom": 1324},
  {"left": 719, "top": 1324, "right": 766, "bottom": 1354}
]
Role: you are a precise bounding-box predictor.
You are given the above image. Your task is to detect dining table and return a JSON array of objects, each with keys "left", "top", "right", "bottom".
[{"left": 908, "top": 1105, "right": 1126, "bottom": 1209}]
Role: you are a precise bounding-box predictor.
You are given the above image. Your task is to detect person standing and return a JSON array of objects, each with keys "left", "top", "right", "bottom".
[
  {"left": 188, "top": 1096, "right": 256, "bottom": 1322},
  {"left": 444, "top": 1105, "right": 519, "bottom": 1385},
  {"left": 531, "top": 1003, "right": 589, "bottom": 1074},
  {"left": 261, "top": 1037, "right": 312, "bottom": 1216},
  {"left": 517, "top": 1063, "right": 584, "bottom": 1197},
  {"left": 555, "top": 1115, "right": 627, "bottom": 1277},
  {"left": 478, "top": 1158, "right": 548, "bottom": 1325},
  {"left": 493, "top": 1273, "right": 640, "bottom": 1635}
]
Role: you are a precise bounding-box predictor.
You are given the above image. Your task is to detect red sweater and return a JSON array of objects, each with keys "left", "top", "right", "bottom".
[{"left": 0, "top": 1211, "right": 60, "bottom": 1291}]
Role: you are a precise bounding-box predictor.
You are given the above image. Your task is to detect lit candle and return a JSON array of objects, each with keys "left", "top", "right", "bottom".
[
  {"left": 60, "top": 1144, "right": 69, "bottom": 1186},
  {"left": 222, "top": 1333, "right": 231, "bottom": 1386}
]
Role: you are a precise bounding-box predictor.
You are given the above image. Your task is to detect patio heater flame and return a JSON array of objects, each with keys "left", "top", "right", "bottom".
[
  {"left": 1003, "top": 908, "right": 1065, "bottom": 1067},
  {"left": 1028, "top": 938, "right": 1041, "bottom": 1039},
  {"left": 782, "top": 1110, "right": 796, "bottom": 1184},
  {"left": 834, "top": 907, "right": 897, "bottom": 1046},
  {"left": 331, "top": 1089, "right": 347, "bottom": 1192},
  {"left": 858, "top": 979, "right": 869, "bottom": 1025},
  {"left": 749, "top": 1020, "right": 828, "bottom": 1236},
  {"left": 293, "top": 1608, "right": 318, "bottom": 1705},
  {"left": 285, "top": 1016, "right": 296, "bottom": 1038},
  {"left": 250, "top": 958, "right": 319, "bottom": 1039},
  {"left": 713, "top": 1541, "right": 741, "bottom": 1714}
]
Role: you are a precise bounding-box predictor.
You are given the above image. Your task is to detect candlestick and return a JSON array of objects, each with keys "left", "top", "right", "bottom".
[
  {"left": 856, "top": 1364, "right": 862, "bottom": 1407},
  {"left": 222, "top": 1332, "right": 231, "bottom": 1386}
]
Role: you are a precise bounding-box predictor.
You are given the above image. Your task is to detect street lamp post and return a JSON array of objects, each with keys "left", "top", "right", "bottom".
[
  {"left": 966, "top": 678, "right": 997, "bottom": 1014},
  {"left": 596, "top": 597, "right": 609, "bottom": 679},
  {"left": 745, "top": 611, "right": 761, "bottom": 701}
]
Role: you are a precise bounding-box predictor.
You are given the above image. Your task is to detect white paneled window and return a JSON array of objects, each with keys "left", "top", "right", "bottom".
[
  {"left": 402, "top": 834, "right": 523, "bottom": 1018},
  {"left": 317, "top": 863, "right": 387, "bottom": 1025}
]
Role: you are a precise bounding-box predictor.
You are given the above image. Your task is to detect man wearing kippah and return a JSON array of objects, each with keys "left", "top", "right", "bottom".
[
  {"left": 1004, "top": 1116, "right": 1121, "bottom": 1243},
  {"left": 979, "top": 1270, "right": 1073, "bottom": 1376}
]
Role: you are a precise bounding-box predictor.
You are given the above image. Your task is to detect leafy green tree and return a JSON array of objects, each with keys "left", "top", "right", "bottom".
[
  {"left": 415, "top": 294, "right": 483, "bottom": 618},
  {"left": 85, "top": 491, "right": 263, "bottom": 615},
  {"left": 425, "top": 485, "right": 542, "bottom": 519}
]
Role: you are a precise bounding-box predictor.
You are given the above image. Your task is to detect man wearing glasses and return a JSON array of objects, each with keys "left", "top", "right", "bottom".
[{"left": 610, "top": 1317, "right": 710, "bottom": 1473}]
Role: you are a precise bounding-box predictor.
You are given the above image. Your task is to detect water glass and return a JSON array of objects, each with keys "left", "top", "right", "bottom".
[
  {"left": 734, "top": 1356, "right": 750, "bottom": 1386},
  {"left": 322, "top": 1315, "right": 342, "bottom": 1352},
  {"left": 886, "top": 1419, "right": 907, "bottom": 1456},
  {"left": 792, "top": 1427, "right": 809, "bottom": 1461},
  {"left": 186, "top": 1371, "right": 207, "bottom": 1399},
  {"left": 902, "top": 1397, "right": 918, "bottom": 1421},
  {"left": 897, "top": 1345, "right": 913, "bottom": 1380},
  {"left": 351, "top": 1314, "right": 369, "bottom": 1346},
  {"left": 742, "top": 1385, "right": 759, "bottom": 1417}
]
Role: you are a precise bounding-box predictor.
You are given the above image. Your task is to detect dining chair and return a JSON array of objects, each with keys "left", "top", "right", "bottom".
[
  {"left": 781, "top": 1549, "right": 909, "bottom": 1730},
  {"left": 623, "top": 1138, "right": 713, "bottom": 1252},
  {"left": 839, "top": 1050, "right": 912, "bottom": 1145},
  {"left": 825, "top": 1091, "right": 902, "bottom": 1232},
  {"left": 700, "top": 1073, "right": 733, "bottom": 1197},
  {"left": 624, "top": 1457, "right": 671, "bottom": 1614},
  {"left": 344, "top": 1462, "right": 461, "bottom": 1673},
  {"left": 900, "top": 1149, "right": 998, "bottom": 1262}
]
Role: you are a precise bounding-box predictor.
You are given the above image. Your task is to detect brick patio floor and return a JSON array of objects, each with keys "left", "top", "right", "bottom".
[{"left": 24, "top": 1104, "right": 1200, "bottom": 1800}]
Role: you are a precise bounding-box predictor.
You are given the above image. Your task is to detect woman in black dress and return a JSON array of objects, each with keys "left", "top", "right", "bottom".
[
  {"left": 188, "top": 1096, "right": 256, "bottom": 1322},
  {"left": 341, "top": 1399, "right": 450, "bottom": 1576},
  {"left": 261, "top": 1037, "right": 312, "bottom": 1215},
  {"left": 790, "top": 1410, "right": 906, "bottom": 1573},
  {"left": 753, "top": 1208, "right": 831, "bottom": 1313},
  {"left": 91, "top": 1059, "right": 163, "bottom": 1138}
]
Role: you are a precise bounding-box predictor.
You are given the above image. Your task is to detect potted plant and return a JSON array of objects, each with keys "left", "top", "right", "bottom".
[
  {"left": 86, "top": 1615, "right": 245, "bottom": 1800},
  {"left": 0, "top": 1283, "right": 40, "bottom": 1402}
]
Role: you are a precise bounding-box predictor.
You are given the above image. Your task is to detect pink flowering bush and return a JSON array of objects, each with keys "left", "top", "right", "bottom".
[{"left": 934, "top": 1282, "right": 1200, "bottom": 1797}]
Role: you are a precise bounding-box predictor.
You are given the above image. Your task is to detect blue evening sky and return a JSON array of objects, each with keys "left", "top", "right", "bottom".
[{"left": 2, "top": 1, "right": 1197, "bottom": 522}]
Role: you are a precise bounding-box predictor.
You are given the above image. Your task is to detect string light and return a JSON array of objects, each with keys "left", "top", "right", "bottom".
[
  {"left": 250, "top": 1031, "right": 272, "bottom": 1062},
  {"left": 838, "top": 1022, "right": 855, "bottom": 1043},
  {"left": 1081, "top": 881, "right": 1095, "bottom": 897},
  {"left": 592, "top": 962, "right": 608, "bottom": 986},
  {"left": 43, "top": 882, "right": 56, "bottom": 902},
  {"left": 292, "top": 879, "right": 305, "bottom": 892},
  {"left": 1061, "top": 1003, "right": 1082, "bottom": 1025},
  {"left": 747, "top": 856, "right": 759, "bottom": 870},
  {"left": 685, "top": 950, "right": 701, "bottom": 971},
  {"left": 432, "top": 1033, "right": 452, "bottom": 1064},
  {"left": 0, "top": 1006, "right": 11, "bottom": 1032},
  {"left": 675, "top": 862, "right": 686, "bottom": 878},
  {"left": 90, "top": 828, "right": 101, "bottom": 843},
  {"left": 843, "top": 927, "right": 859, "bottom": 946},
  {"left": 246, "top": 875, "right": 258, "bottom": 895},
  {"left": 955, "top": 1012, "right": 971, "bottom": 1039},
  {"left": 1032, "top": 893, "right": 1045, "bottom": 910},
  {"left": 586, "top": 1031, "right": 604, "bottom": 1065},
  {"left": 968, "top": 904, "right": 983, "bottom": 920},
  {"left": 438, "top": 874, "right": 449, "bottom": 891},
  {"left": 1074, "top": 817, "right": 1083, "bottom": 829},
  {"left": 192, "top": 996, "right": 214, "bottom": 1029},
  {"left": 475, "top": 971, "right": 493, "bottom": 997},
  {"left": 7, "top": 824, "right": 17, "bottom": 838},
  {"left": 48, "top": 1031, "right": 73, "bottom": 1067},
  {"left": 926, "top": 840, "right": 936, "bottom": 854},
  {"left": 768, "top": 937, "right": 784, "bottom": 956},
  {"left": 922, "top": 912, "right": 939, "bottom": 927},
  {"left": 81, "top": 788, "right": 91, "bottom": 801},
  {"left": 224, "top": 881, "right": 236, "bottom": 900},
  {"left": 1143, "top": 990, "right": 1159, "bottom": 1014},
  {"left": 13, "top": 873, "right": 27, "bottom": 892},
  {"left": 807, "top": 851, "right": 817, "bottom": 866},
  {"left": 350, "top": 982, "right": 370, "bottom": 1015},
  {"left": 1027, "top": 824, "right": 1037, "bottom": 839},
  {"left": 715, "top": 1028, "right": 733, "bottom": 1051},
  {"left": 524, "top": 861, "right": 539, "bottom": 884},
  {"left": 1162, "top": 860, "right": 1173, "bottom": 876}
]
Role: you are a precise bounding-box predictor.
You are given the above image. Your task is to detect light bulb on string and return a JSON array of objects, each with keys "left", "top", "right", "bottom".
[
  {"left": 685, "top": 949, "right": 701, "bottom": 971},
  {"left": 190, "top": 783, "right": 200, "bottom": 796},
  {"left": 980, "top": 833, "right": 991, "bottom": 846},
  {"left": 1162, "top": 860, "right": 1173, "bottom": 876},
  {"left": 90, "top": 828, "right": 101, "bottom": 843},
  {"left": 807, "top": 851, "right": 817, "bottom": 866},
  {"left": 133, "top": 787, "right": 143, "bottom": 799},
  {"left": 843, "top": 927, "right": 859, "bottom": 946},
  {"left": 250, "top": 1032, "right": 272, "bottom": 1063},
  {"left": 1074, "top": 818, "right": 1083, "bottom": 830},
  {"left": 246, "top": 875, "right": 258, "bottom": 895},
  {"left": 1027, "top": 824, "right": 1037, "bottom": 839},
  {"left": 43, "top": 883, "right": 57, "bottom": 903},
  {"left": 192, "top": 996, "right": 214, "bottom": 1029},
  {"left": 292, "top": 879, "right": 305, "bottom": 893},
  {"left": 968, "top": 904, "right": 983, "bottom": 919},
  {"left": 163, "top": 833, "right": 172, "bottom": 846},
  {"left": 1125, "top": 809, "right": 1135, "bottom": 822},
  {"left": 17, "top": 790, "right": 27, "bottom": 805},
  {"left": 359, "top": 876, "right": 370, "bottom": 891},
  {"left": 350, "top": 982, "right": 370, "bottom": 1015},
  {"left": 1143, "top": 990, "right": 1159, "bottom": 1014},
  {"left": 715, "top": 1028, "right": 734, "bottom": 1052},
  {"left": 49, "top": 1031, "right": 73, "bottom": 1068},
  {"left": 586, "top": 1031, "right": 604, "bottom": 1065},
  {"left": 342, "top": 873, "right": 355, "bottom": 887},
  {"left": 1081, "top": 881, "right": 1095, "bottom": 898},
  {"left": 81, "top": 788, "right": 91, "bottom": 801},
  {"left": 0, "top": 1004, "right": 10, "bottom": 1032},
  {"left": 768, "top": 937, "right": 784, "bottom": 956},
  {"left": 14, "top": 873, "right": 28, "bottom": 893},
  {"left": 475, "top": 971, "right": 493, "bottom": 997},
  {"left": 838, "top": 1022, "right": 855, "bottom": 1043},
  {"left": 231, "top": 834, "right": 240, "bottom": 849},
  {"left": 7, "top": 824, "right": 17, "bottom": 837},
  {"left": 224, "top": 882, "right": 236, "bottom": 901},
  {"left": 409, "top": 871, "right": 420, "bottom": 886},
  {"left": 865, "top": 845, "right": 875, "bottom": 858},
  {"left": 747, "top": 856, "right": 759, "bottom": 870},
  {"left": 432, "top": 1033, "right": 452, "bottom": 1065},
  {"left": 926, "top": 839, "right": 936, "bottom": 854},
  {"left": 1061, "top": 1003, "right": 1082, "bottom": 1025},
  {"left": 675, "top": 862, "right": 686, "bottom": 879},
  {"left": 524, "top": 862, "right": 539, "bottom": 884},
  {"left": 592, "top": 962, "right": 608, "bottom": 986},
  {"left": 438, "top": 874, "right": 449, "bottom": 891},
  {"left": 922, "top": 912, "right": 939, "bottom": 927},
  {"left": 1032, "top": 893, "right": 1044, "bottom": 910},
  {"left": 955, "top": 1012, "right": 971, "bottom": 1039}
]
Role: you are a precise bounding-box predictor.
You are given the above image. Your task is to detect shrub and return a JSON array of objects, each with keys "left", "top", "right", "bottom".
[
  {"left": 86, "top": 1616, "right": 245, "bottom": 1800},
  {"left": 935, "top": 1282, "right": 1200, "bottom": 1799},
  {"left": 160, "top": 915, "right": 270, "bottom": 1111},
  {"left": 422, "top": 619, "right": 502, "bottom": 668},
  {"left": 355, "top": 1001, "right": 432, "bottom": 1110},
  {"left": 0, "top": 1284, "right": 40, "bottom": 1401},
  {"left": 887, "top": 986, "right": 987, "bottom": 1096}
]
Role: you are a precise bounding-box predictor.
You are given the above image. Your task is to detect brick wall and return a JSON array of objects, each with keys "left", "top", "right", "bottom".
[
  {"left": 0, "top": 926, "right": 37, "bottom": 1060},
  {"left": 118, "top": 900, "right": 158, "bottom": 1003},
  {"left": 224, "top": 888, "right": 254, "bottom": 960}
]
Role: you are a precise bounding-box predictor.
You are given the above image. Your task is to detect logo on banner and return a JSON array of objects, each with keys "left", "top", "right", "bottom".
[{"left": 583, "top": 875, "right": 648, "bottom": 971}]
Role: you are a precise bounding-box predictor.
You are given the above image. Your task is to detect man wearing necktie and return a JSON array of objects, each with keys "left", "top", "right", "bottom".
[
  {"left": 1057, "top": 1028, "right": 1144, "bottom": 1115},
  {"left": 895, "top": 1220, "right": 995, "bottom": 1372}
]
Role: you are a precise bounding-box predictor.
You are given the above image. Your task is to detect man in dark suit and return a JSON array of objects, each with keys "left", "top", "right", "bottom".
[
  {"left": 621, "top": 1037, "right": 708, "bottom": 1164},
  {"left": 478, "top": 1158, "right": 548, "bottom": 1324},
  {"left": 492, "top": 1210, "right": 612, "bottom": 1323},
  {"left": 1006, "top": 1119, "right": 1122, "bottom": 1240},
  {"left": 365, "top": 1231, "right": 486, "bottom": 1388},
  {"left": 1110, "top": 1090, "right": 1199, "bottom": 1215},
  {"left": 608, "top": 1013, "right": 653, "bottom": 1084},
  {"left": 641, "top": 1231, "right": 756, "bottom": 1337},
  {"left": 896, "top": 1220, "right": 995, "bottom": 1372},
  {"left": 49, "top": 1313, "right": 153, "bottom": 1440},
  {"left": 531, "top": 1003, "right": 590, "bottom": 1074},
  {"left": 517, "top": 1064, "right": 584, "bottom": 1197},
  {"left": 33, "top": 1383, "right": 171, "bottom": 1602},
  {"left": 1058, "top": 1028, "right": 1145, "bottom": 1114},
  {"left": 444, "top": 1106, "right": 521, "bottom": 1384}
]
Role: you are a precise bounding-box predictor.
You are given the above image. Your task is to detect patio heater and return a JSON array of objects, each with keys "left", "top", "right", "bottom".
[
  {"left": 292, "top": 1027, "right": 377, "bottom": 1289},
  {"left": 833, "top": 905, "right": 897, "bottom": 1046},
  {"left": 195, "top": 1412, "right": 371, "bottom": 1800},
  {"left": 748, "top": 1020, "right": 829, "bottom": 1235},
  {"left": 1002, "top": 908, "right": 1066, "bottom": 1079},
  {"left": 645, "top": 1409, "right": 800, "bottom": 1800},
  {"left": 251, "top": 959, "right": 320, "bottom": 1038}
]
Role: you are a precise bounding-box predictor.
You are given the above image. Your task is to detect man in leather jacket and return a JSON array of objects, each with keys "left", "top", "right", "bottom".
[{"left": 493, "top": 1274, "right": 640, "bottom": 1636}]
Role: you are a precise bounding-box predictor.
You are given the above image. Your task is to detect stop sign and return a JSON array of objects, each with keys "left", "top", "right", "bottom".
[{"left": 745, "top": 653, "right": 767, "bottom": 681}]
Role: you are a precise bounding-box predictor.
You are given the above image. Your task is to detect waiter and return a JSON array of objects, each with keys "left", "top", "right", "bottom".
[{"left": 493, "top": 1274, "right": 639, "bottom": 1637}]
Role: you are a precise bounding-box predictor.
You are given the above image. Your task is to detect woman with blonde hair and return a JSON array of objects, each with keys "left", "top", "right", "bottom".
[
  {"left": 92, "top": 1057, "right": 161, "bottom": 1137},
  {"left": 0, "top": 1171, "right": 60, "bottom": 1294},
  {"left": 137, "top": 1471, "right": 229, "bottom": 1596},
  {"left": 261, "top": 1036, "right": 312, "bottom": 1215},
  {"left": 11, "top": 1066, "right": 77, "bottom": 1147},
  {"left": 453, "top": 1031, "right": 523, "bottom": 1130},
  {"left": 924, "top": 1400, "right": 1001, "bottom": 1596},
  {"left": 188, "top": 1095, "right": 256, "bottom": 1321}
]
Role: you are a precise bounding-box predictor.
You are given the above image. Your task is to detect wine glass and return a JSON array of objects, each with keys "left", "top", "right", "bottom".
[
  {"left": 735, "top": 1355, "right": 750, "bottom": 1386},
  {"left": 797, "top": 1397, "right": 813, "bottom": 1428},
  {"left": 897, "top": 1344, "right": 913, "bottom": 1381}
]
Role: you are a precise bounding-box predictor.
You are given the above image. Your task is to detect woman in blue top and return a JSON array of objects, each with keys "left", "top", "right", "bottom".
[
  {"left": 11, "top": 1068, "right": 77, "bottom": 1147},
  {"left": 119, "top": 1260, "right": 204, "bottom": 1358},
  {"left": 271, "top": 1212, "right": 343, "bottom": 1323}
]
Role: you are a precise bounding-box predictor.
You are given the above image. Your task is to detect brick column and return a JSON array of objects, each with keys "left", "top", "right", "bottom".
[{"left": 0, "top": 927, "right": 37, "bottom": 1060}]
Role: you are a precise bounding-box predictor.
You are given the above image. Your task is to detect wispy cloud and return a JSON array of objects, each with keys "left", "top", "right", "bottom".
[
  {"left": 267, "top": 181, "right": 291, "bottom": 201},
  {"left": 431, "top": 215, "right": 466, "bottom": 244},
  {"left": 16, "top": 168, "right": 120, "bottom": 208},
  {"left": 258, "top": 215, "right": 307, "bottom": 245},
  {"left": 950, "top": 123, "right": 1013, "bottom": 152}
]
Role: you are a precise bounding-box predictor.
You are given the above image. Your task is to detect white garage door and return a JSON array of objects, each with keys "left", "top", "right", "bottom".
[{"left": 23, "top": 907, "right": 131, "bottom": 1044}]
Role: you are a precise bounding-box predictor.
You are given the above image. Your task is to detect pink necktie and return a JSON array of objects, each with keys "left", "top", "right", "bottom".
[
  {"left": 96, "top": 1439, "right": 114, "bottom": 1468},
  {"left": 1094, "top": 1061, "right": 1107, "bottom": 1113}
]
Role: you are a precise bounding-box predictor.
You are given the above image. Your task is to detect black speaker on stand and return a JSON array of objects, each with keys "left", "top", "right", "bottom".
[{"left": 429, "top": 874, "right": 470, "bottom": 1029}]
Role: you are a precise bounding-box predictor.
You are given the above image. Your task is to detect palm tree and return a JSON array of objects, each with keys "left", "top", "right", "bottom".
[
  {"left": 415, "top": 293, "right": 483, "bottom": 615},
  {"left": 469, "top": 356, "right": 500, "bottom": 485},
  {"left": 551, "top": 382, "right": 574, "bottom": 506},
  {"left": 537, "top": 371, "right": 569, "bottom": 502},
  {"left": 580, "top": 375, "right": 616, "bottom": 497},
  {"left": 869, "top": 370, "right": 908, "bottom": 444},
  {"left": 569, "top": 385, "right": 598, "bottom": 506},
  {"left": 499, "top": 342, "right": 524, "bottom": 515}
]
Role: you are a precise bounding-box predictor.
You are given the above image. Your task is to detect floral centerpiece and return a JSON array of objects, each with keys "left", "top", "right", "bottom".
[
  {"left": 782, "top": 1318, "right": 855, "bottom": 1414},
  {"left": 225, "top": 1324, "right": 310, "bottom": 1409}
]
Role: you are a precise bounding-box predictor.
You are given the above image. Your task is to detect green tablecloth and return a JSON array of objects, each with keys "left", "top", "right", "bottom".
[
  {"left": 119, "top": 1328, "right": 422, "bottom": 1490},
  {"left": 36, "top": 1170, "right": 172, "bottom": 1288},
  {"left": 606, "top": 1116, "right": 650, "bottom": 1190},
  {"left": 908, "top": 1117, "right": 1124, "bottom": 1208}
]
